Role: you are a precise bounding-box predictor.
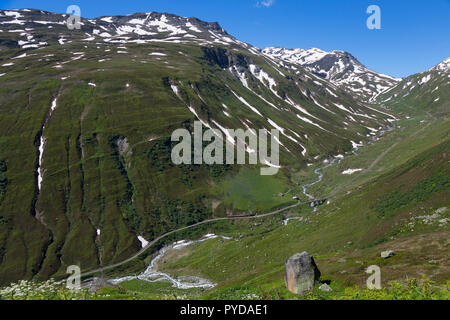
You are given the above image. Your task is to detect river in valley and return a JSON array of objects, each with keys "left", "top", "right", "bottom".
[{"left": 108, "top": 234, "right": 232, "bottom": 289}]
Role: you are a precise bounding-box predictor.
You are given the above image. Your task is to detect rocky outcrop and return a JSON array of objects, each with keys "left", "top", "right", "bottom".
[
  {"left": 381, "top": 250, "right": 396, "bottom": 259},
  {"left": 116, "top": 137, "right": 131, "bottom": 157},
  {"left": 285, "top": 252, "right": 321, "bottom": 294},
  {"left": 202, "top": 46, "right": 252, "bottom": 70},
  {"left": 319, "top": 283, "right": 332, "bottom": 292}
]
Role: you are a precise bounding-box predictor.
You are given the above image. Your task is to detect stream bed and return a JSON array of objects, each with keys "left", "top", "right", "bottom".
[{"left": 108, "top": 234, "right": 232, "bottom": 289}]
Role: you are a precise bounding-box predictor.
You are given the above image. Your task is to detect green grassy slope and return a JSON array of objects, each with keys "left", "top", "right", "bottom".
[
  {"left": 137, "top": 137, "right": 450, "bottom": 299},
  {"left": 0, "top": 38, "right": 394, "bottom": 284}
]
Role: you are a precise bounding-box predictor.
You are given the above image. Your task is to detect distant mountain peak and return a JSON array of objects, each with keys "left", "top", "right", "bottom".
[
  {"left": 262, "top": 47, "right": 401, "bottom": 102},
  {"left": 431, "top": 57, "right": 450, "bottom": 72},
  {"left": 0, "top": 8, "right": 254, "bottom": 50},
  {"left": 375, "top": 56, "right": 449, "bottom": 108}
]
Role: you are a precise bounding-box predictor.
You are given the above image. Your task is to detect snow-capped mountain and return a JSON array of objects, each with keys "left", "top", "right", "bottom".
[
  {"left": 0, "top": 8, "right": 398, "bottom": 155},
  {"left": 262, "top": 47, "right": 401, "bottom": 102},
  {"left": 0, "top": 9, "right": 259, "bottom": 53},
  {"left": 430, "top": 57, "right": 450, "bottom": 72},
  {"left": 0, "top": 8, "right": 399, "bottom": 105},
  {"left": 375, "top": 57, "right": 449, "bottom": 114}
]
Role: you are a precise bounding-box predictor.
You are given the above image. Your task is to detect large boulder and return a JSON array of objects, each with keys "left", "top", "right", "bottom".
[{"left": 285, "top": 252, "right": 321, "bottom": 294}]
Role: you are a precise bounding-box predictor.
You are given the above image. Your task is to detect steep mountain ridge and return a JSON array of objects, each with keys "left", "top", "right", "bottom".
[
  {"left": 375, "top": 57, "right": 450, "bottom": 116},
  {"left": 0, "top": 9, "right": 257, "bottom": 52},
  {"left": 0, "top": 9, "right": 397, "bottom": 161},
  {"left": 262, "top": 47, "right": 401, "bottom": 102}
]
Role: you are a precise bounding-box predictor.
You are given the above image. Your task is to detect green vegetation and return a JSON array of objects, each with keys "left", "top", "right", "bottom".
[
  {"left": 329, "top": 278, "right": 449, "bottom": 300},
  {"left": 0, "top": 158, "right": 7, "bottom": 195},
  {"left": 293, "top": 114, "right": 449, "bottom": 202},
  {"left": 2, "top": 276, "right": 447, "bottom": 300},
  {"left": 138, "top": 138, "right": 449, "bottom": 300},
  {"left": 0, "top": 40, "right": 325, "bottom": 283},
  {"left": 221, "top": 167, "right": 289, "bottom": 212},
  {"left": 0, "top": 279, "right": 94, "bottom": 300},
  {"left": 374, "top": 168, "right": 449, "bottom": 218}
]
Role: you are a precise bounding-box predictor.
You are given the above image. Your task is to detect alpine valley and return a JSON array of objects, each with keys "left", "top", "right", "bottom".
[{"left": 0, "top": 9, "right": 448, "bottom": 300}]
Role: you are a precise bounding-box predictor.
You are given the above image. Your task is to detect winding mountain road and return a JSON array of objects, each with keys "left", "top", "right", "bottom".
[{"left": 80, "top": 202, "right": 303, "bottom": 277}]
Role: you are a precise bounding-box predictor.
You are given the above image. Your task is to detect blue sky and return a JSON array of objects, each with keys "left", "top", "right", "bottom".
[{"left": 2, "top": 0, "right": 449, "bottom": 78}]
